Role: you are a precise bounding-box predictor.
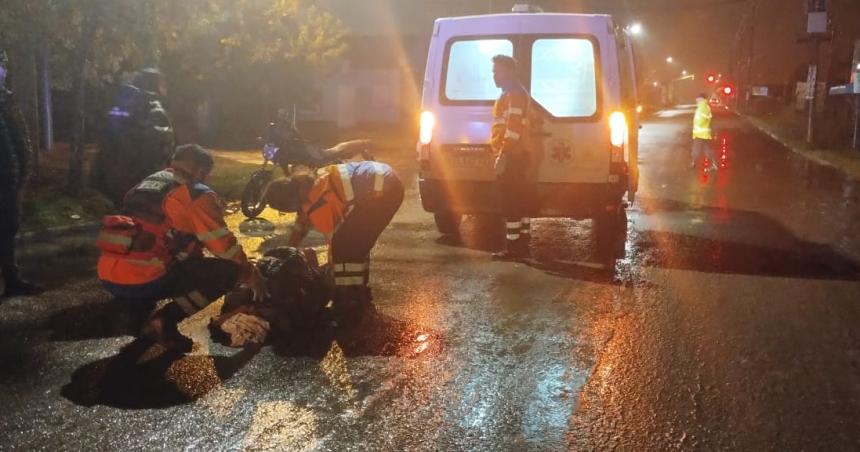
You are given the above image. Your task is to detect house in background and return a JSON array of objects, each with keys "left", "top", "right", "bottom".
[{"left": 301, "top": 35, "right": 427, "bottom": 129}]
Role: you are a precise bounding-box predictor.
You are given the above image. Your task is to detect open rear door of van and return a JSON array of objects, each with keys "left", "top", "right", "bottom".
[{"left": 622, "top": 33, "right": 640, "bottom": 202}]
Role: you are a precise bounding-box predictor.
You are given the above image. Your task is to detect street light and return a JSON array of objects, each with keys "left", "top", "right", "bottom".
[
  {"left": 652, "top": 81, "right": 659, "bottom": 87},
  {"left": 666, "top": 56, "right": 674, "bottom": 63},
  {"left": 682, "top": 70, "right": 688, "bottom": 76},
  {"left": 628, "top": 22, "right": 643, "bottom": 35}
]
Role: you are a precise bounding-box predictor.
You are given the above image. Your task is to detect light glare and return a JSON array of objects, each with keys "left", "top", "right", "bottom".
[
  {"left": 420, "top": 111, "right": 435, "bottom": 145},
  {"left": 609, "top": 111, "right": 627, "bottom": 147}
]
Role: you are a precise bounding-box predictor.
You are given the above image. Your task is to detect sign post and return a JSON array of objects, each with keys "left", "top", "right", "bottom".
[
  {"left": 807, "top": 64, "right": 817, "bottom": 144},
  {"left": 805, "top": 0, "right": 827, "bottom": 145},
  {"left": 853, "top": 40, "right": 860, "bottom": 151}
]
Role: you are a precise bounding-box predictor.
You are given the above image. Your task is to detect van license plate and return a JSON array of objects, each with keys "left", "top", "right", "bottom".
[{"left": 456, "top": 155, "right": 491, "bottom": 167}]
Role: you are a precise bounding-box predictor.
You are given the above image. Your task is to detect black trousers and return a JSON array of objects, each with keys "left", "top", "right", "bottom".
[
  {"left": 497, "top": 153, "right": 533, "bottom": 242},
  {"left": 103, "top": 257, "right": 241, "bottom": 319},
  {"left": 0, "top": 191, "right": 21, "bottom": 281},
  {"left": 330, "top": 173, "right": 404, "bottom": 288}
]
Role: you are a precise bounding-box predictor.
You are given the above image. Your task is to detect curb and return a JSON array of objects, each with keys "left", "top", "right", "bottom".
[
  {"left": 737, "top": 112, "right": 860, "bottom": 180},
  {"left": 16, "top": 221, "right": 100, "bottom": 245}
]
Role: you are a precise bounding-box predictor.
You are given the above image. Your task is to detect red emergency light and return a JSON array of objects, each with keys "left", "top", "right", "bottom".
[
  {"left": 706, "top": 74, "right": 716, "bottom": 83},
  {"left": 721, "top": 85, "right": 734, "bottom": 96}
]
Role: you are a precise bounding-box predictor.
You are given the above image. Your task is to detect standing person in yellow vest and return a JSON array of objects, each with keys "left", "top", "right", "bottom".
[{"left": 692, "top": 93, "right": 719, "bottom": 172}]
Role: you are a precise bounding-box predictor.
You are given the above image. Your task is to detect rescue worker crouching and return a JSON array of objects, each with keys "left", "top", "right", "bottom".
[
  {"left": 97, "top": 144, "right": 261, "bottom": 350},
  {"left": 274, "top": 161, "right": 404, "bottom": 326}
]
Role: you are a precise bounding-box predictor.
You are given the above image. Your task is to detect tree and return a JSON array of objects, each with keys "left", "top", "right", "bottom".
[{"left": 3, "top": 0, "right": 348, "bottom": 193}]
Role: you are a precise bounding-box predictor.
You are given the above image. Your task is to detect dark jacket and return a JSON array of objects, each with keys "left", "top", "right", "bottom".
[{"left": 0, "top": 89, "right": 31, "bottom": 197}]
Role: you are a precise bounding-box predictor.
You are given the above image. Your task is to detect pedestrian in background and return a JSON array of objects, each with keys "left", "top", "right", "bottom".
[
  {"left": 92, "top": 68, "right": 175, "bottom": 206},
  {"left": 0, "top": 50, "right": 41, "bottom": 298},
  {"left": 691, "top": 93, "right": 719, "bottom": 172}
]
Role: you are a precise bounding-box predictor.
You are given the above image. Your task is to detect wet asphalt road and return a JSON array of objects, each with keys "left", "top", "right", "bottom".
[{"left": 2, "top": 107, "right": 860, "bottom": 451}]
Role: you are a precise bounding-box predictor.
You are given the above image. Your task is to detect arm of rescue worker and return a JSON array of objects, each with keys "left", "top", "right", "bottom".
[
  {"left": 286, "top": 212, "right": 311, "bottom": 247},
  {"left": 499, "top": 92, "right": 528, "bottom": 155},
  {"left": 187, "top": 192, "right": 252, "bottom": 277}
]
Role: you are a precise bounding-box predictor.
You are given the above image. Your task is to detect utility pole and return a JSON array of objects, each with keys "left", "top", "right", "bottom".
[
  {"left": 744, "top": 0, "right": 760, "bottom": 113},
  {"left": 804, "top": 0, "right": 828, "bottom": 145}
]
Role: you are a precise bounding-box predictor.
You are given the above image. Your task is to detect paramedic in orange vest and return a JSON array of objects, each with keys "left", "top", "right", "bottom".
[
  {"left": 97, "top": 144, "right": 259, "bottom": 350},
  {"left": 280, "top": 161, "right": 404, "bottom": 325},
  {"left": 491, "top": 54, "right": 533, "bottom": 260}
]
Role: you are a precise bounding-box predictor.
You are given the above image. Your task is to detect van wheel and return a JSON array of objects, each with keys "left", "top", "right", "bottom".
[
  {"left": 434, "top": 212, "right": 462, "bottom": 235},
  {"left": 594, "top": 207, "right": 628, "bottom": 264}
]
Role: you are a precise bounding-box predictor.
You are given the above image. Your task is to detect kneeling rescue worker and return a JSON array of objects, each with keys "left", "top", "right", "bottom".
[
  {"left": 277, "top": 161, "right": 404, "bottom": 325},
  {"left": 97, "top": 144, "right": 261, "bottom": 350}
]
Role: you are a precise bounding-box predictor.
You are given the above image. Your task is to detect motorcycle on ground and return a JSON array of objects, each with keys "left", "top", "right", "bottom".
[{"left": 240, "top": 121, "right": 374, "bottom": 218}]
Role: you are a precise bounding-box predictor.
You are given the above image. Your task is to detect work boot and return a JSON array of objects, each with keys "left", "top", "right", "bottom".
[
  {"left": 1, "top": 275, "right": 42, "bottom": 298},
  {"left": 492, "top": 238, "right": 529, "bottom": 261},
  {"left": 332, "top": 286, "right": 375, "bottom": 328},
  {"left": 140, "top": 302, "right": 193, "bottom": 353}
]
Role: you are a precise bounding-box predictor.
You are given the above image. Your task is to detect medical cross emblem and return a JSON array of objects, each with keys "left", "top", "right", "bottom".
[{"left": 552, "top": 141, "right": 573, "bottom": 163}]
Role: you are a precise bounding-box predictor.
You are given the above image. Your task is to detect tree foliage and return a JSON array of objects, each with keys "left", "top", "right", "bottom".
[{"left": 1, "top": 0, "right": 348, "bottom": 190}]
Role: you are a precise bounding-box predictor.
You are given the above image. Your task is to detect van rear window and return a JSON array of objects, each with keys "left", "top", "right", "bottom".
[
  {"left": 531, "top": 38, "right": 598, "bottom": 118},
  {"left": 444, "top": 39, "right": 513, "bottom": 101}
]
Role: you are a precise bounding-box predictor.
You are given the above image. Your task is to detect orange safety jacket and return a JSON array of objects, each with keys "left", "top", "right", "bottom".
[
  {"left": 288, "top": 162, "right": 389, "bottom": 244},
  {"left": 97, "top": 168, "right": 248, "bottom": 285},
  {"left": 491, "top": 85, "right": 531, "bottom": 155}
]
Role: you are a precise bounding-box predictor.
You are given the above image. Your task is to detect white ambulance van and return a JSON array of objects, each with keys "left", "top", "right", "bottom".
[{"left": 417, "top": 7, "right": 640, "bottom": 239}]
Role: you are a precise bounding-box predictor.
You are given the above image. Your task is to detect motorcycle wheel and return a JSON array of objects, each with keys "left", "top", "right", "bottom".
[{"left": 241, "top": 170, "right": 273, "bottom": 218}]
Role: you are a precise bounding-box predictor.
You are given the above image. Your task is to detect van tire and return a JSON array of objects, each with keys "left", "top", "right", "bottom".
[
  {"left": 434, "top": 212, "right": 462, "bottom": 235},
  {"left": 594, "top": 207, "right": 628, "bottom": 261}
]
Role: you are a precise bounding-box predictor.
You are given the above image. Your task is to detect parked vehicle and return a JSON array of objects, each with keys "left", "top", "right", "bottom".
[
  {"left": 241, "top": 122, "right": 374, "bottom": 218},
  {"left": 416, "top": 8, "right": 640, "bottom": 247}
]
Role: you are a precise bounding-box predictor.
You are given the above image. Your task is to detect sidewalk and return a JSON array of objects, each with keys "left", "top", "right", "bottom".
[{"left": 740, "top": 113, "right": 860, "bottom": 181}]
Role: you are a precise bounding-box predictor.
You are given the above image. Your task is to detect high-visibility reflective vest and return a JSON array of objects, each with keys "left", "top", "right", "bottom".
[
  {"left": 492, "top": 86, "right": 531, "bottom": 154},
  {"left": 97, "top": 168, "right": 248, "bottom": 285},
  {"left": 693, "top": 100, "right": 713, "bottom": 140},
  {"left": 289, "top": 162, "right": 391, "bottom": 243}
]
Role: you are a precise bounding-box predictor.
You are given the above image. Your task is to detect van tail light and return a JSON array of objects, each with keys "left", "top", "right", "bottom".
[
  {"left": 609, "top": 111, "right": 627, "bottom": 148},
  {"left": 609, "top": 111, "right": 628, "bottom": 168},
  {"left": 419, "top": 111, "right": 435, "bottom": 146}
]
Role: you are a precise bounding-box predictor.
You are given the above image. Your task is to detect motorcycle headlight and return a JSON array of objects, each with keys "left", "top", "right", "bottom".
[{"left": 263, "top": 143, "right": 279, "bottom": 161}]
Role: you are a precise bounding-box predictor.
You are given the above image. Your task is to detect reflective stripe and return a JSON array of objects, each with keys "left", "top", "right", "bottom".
[
  {"left": 506, "top": 234, "right": 521, "bottom": 241},
  {"left": 373, "top": 163, "right": 386, "bottom": 192},
  {"left": 218, "top": 244, "right": 242, "bottom": 260},
  {"left": 335, "top": 263, "right": 369, "bottom": 273},
  {"left": 124, "top": 257, "right": 165, "bottom": 268},
  {"left": 507, "top": 107, "right": 524, "bottom": 116},
  {"left": 506, "top": 222, "right": 521, "bottom": 229},
  {"left": 175, "top": 251, "right": 190, "bottom": 261},
  {"left": 97, "top": 232, "right": 132, "bottom": 246},
  {"left": 493, "top": 117, "right": 506, "bottom": 125},
  {"left": 521, "top": 218, "right": 531, "bottom": 225},
  {"left": 188, "top": 291, "right": 210, "bottom": 309},
  {"left": 173, "top": 297, "right": 196, "bottom": 315},
  {"left": 197, "top": 227, "right": 230, "bottom": 242},
  {"left": 336, "top": 165, "right": 355, "bottom": 202},
  {"left": 693, "top": 126, "right": 711, "bottom": 134},
  {"left": 505, "top": 130, "right": 521, "bottom": 140},
  {"left": 335, "top": 276, "right": 366, "bottom": 286}
]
